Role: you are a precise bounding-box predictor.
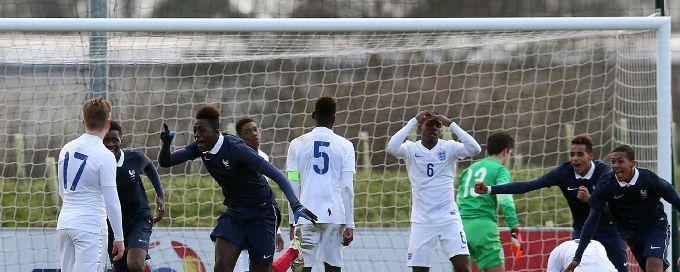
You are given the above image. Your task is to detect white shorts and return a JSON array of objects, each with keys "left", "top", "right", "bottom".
[
  {"left": 407, "top": 220, "right": 469, "bottom": 267},
  {"left": 58, "top": 228, "right": 108, "bottom": 272},
  {"left": 235, "top": 250, "right": 249, "bottom": 272},
  {"left": 300, "top": 223, "right": 345, "bottom": 268}
]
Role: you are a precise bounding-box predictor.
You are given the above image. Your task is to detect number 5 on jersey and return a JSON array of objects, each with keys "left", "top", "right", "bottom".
[
  {"left": 313, "top": 141, "right": 330, "bottom": 175},
  {"left": 62, "top": 151, "right": 89, "bottom": 191}
]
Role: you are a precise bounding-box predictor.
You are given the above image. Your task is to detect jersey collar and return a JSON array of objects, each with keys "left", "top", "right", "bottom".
[
  {"left": 574, "top": 161, "right": 595, "bottom": 180},
  {"left": 115, "top": 150, "right": 125, "bottom": 167},
  {"left": 312, "top": 127, "right": 333, "bottom": 133},
  {"left": 207, "top": 133, "right": 224, "bottom": 154},
  {"left": 617, "top": 167, "right": 639, "bottom": 187}
]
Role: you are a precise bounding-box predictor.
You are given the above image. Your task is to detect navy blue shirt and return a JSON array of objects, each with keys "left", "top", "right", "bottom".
[
  {"left": 115, "top": 148, "right": 163, "bottom": 219},
  {"left": 574, "top": 167, "right": 680, "bottom": 261},
  {"left": 490, "top": 160, "right": 617, "bottom": 234},
  {"left": 159, "top": 133, "right": 301, "bottom": 209}
]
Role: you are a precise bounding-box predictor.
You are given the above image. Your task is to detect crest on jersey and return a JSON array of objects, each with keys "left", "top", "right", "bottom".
[
  {"left": 437, "top": 150, "right": 446, "bottom": 161},
  {"left": 640, "top": 190, "right": 648, "bottom": 199},
  {"left": 222, "top": 159, "right": 231, "bottom": 169},
  {"left": 128, "top": 169, "right": 136, "bottom": 181}
]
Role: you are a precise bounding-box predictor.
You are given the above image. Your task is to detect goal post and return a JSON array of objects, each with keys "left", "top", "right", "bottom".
[{"left": 0, "top": 17, "right": 671, "bottom": 271}]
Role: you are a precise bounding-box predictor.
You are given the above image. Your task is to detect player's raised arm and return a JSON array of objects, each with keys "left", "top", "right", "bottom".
[
  {"left": 386, "top": 110, "right": 432, "bottom": 157},
  {"left": 158, "top": 123, "right": 199, "bottom": 167},
  {"left": 142, "top": 154, "right": 165, "bottom": 222},
  {"left": 435, "top": 114, "right": 481, "bottom": 158}
]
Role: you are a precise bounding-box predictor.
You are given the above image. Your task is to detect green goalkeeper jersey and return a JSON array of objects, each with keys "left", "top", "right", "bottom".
[{"left": 457, "top": 157, "right": 519, "bottom": 229}]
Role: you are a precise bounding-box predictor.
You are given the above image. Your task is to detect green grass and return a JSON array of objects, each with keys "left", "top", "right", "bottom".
[{"left": 3, "top": 167, "right": 679, "bottom": 228}]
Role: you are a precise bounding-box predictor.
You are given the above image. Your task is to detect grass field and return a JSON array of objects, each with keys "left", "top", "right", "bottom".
[{"left": 0, "top": 167, "right": 585, "bottom": 228}]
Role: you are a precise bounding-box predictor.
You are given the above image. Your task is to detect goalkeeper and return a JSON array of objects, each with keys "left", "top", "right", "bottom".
[
  {"left": 458, "top": 131, "right": 521, "bottom": 272},
  {"left": 474, "top": 134, "right": 627, "bottom": 272}
]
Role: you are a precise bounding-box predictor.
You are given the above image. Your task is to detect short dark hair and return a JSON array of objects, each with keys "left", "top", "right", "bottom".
[
  {"left": 612, "top": 144, "right": 635, "bottom": 160},
  {"left": 82, "top": 96, "right": 112, "bottom": 130},
  {"left": 235, "top": 118, "right": 255, "bottom": 134},
  {"left": 571, "top": 134, "right": 593, "bottom": 153},
  {"left": 109, "top": 120, "right": 122, "bottom": 134},
  {"left": 195, "top": 105, "right": 220, "bottom": 129},
  {"left": 486, "top": 131, "right": 514, "bottom": 155},
  {"left": 315, "top": 96, "right": 336, "bottom": 119}
]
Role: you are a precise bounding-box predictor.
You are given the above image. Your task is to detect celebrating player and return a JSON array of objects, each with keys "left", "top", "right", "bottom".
[
  {"left": 474, "top": 134, "right": 627, "bottom": 272},
  {"left": 158, "top": 105, "right": 317, "bottom": 272},
  {"left": 57, "top": 97, "right": 124, "bottom": 272},
  {"left": 235, "top": 117, "right": 301, "bottom": 272},
  {"left": 286, "top": 97, "right": 356, "bottom": 272},
  {"left": 386, "top": 110, "right": 481, "bottom": 272},
  {"left": 103, "top": 120, "right": 165, "bottom": 272},
  {"left": 458, "top": 131, "right": 521, "bottom": 272},
  {"left": 565, "top": 145, "right": 680, "bottom": 272},
  {"left": 548, "top": 239, "right": 616, "bottom": 272}
]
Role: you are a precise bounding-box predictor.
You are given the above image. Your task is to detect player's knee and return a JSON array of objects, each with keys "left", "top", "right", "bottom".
[
  {"left": 214, "top": 259, "right": 235, "bottom": 272},
  {"left": 126, "top": 260, "right": 146, "bottom": 272}
]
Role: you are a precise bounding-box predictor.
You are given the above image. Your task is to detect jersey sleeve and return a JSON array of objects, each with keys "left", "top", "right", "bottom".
[
  {"left": 286, "top": 140, "right": 299, "bottom": 172},
  {"left": 448, "top": 122, "right": 481, "bottom": 159},
  {"left": 142, "top": 153, "right": 164, "bottom": 196},
  {"left": 652, "top": 173, "right": 680, "bottom": 211},
  {"left": 546, "top": 243, "right": 566, "bottom": 272},
  {"left": 236, "top": 143, "right": 302, "bottom": 210},
  {"left": 342, "top": 140, "right": 356, "bottom": 173},
  {"left": 496, "top": 167, "right": 520, "bottom": 229},
  {"left": 158, "top": 141, "right": 200, "bottom": 167},
  {"left": 386, "top": 118, "right": 417, "bottom": 159},
  {"left": 99, "top": 152, "right": 117, "bottom": 188}
]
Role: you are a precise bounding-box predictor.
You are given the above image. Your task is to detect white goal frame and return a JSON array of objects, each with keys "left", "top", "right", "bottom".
[{"left": 0, "top": 16, "right": 671, "bottom": 269}]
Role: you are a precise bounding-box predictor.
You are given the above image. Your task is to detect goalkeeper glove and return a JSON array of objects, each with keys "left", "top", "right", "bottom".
[
  {"left": 293, "top": 206, "right": 318, "bottom": 225},
  {"left": 510, "top": 226, "right": 523, "bottom": 259},
  {"left": 161, "top": 123, "right": 176, "bottom": 145}
]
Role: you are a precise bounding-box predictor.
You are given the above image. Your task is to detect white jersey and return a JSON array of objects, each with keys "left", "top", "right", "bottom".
[
  {"left": 57, "top": 133, "right": 118, "bottom": 234},
  {"left": 547, "top": 240, "right": 616, "bottom": 272},
  {"left": 258, "top": 149, "right": 270, "bottom": 163},
  {"left": 287, "top": 127, "right": 356, "bottom": 225},
  {"left": 386, "top": 118, "right": 481, "bottom": 224}
]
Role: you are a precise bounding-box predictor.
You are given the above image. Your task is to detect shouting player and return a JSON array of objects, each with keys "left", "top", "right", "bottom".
[{"left": 159, "top": 105, "right": 317, "bottom": 272}]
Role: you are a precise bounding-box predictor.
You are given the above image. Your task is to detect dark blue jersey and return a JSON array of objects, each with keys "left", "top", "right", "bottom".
[
  {"left": 590, "top": 167, "right": 680, "bottom": 238},
  {"left": 159, "top": 133, "right": 301, "bottom": 209},
  {"left": 115, "top": 148, "right": 163, "bottom": 218},
  {"left": 574, "top": 167, "right": 680, "bottom": 261},
  {"left": 490, "top": 160, "right": 617, "bottom": 234}
]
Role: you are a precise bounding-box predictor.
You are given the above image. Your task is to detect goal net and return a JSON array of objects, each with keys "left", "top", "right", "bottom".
[{"left": 0, "top": 18, "right": 671, "bottom": 271}]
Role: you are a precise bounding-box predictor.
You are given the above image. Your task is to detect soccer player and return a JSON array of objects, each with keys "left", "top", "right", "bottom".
[
  {"left": 547, "top": 239, "right": 616, "bottom": 272},
  {"left": 565, "top": 145, "right": 680, "bottom": 272},
  {"left": 103, "top": 120, "right": 165, "bottom": 272},
  {"left": 458, "top": 131, "right": 521, "bottom": 272},
  {"left": 235, "top": 117, "right": 300, "bottom": 272},
  {"left": 57, "top": 97, "right": 124, "bottom": 272},
  {"left": 386, "top": 110, "right": 482, "bottom": 272},
  {"left": 474, "top": 134, "right": 628, "bottom": 272},
  {"left": 286, "top": 97, "right": 356, "bottom": 272},
  {"left": 158, "top": 105, "right": 317, "bottom": 272}
]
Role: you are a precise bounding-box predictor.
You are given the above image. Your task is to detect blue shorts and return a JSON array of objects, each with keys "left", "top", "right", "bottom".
[
  {"left": 626, "top": 221, "right": 670, "bottom": 270},
  {"left": 210, "top": 203, "right": 277, "bottom": 266},
  {"left": 108, "top": 213, "right": 153, "bottom": 271}
]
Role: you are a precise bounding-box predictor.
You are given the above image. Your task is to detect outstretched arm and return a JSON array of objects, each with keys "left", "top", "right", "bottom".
[
  {"left": 387, "top": 111, "right": 432, "bottom": 157},
  {"left": 656, "top": 176, "right": 680, "bottom": 211},
  {"left": 476, "top": 172, "right": 558, "bottom": 195}
]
